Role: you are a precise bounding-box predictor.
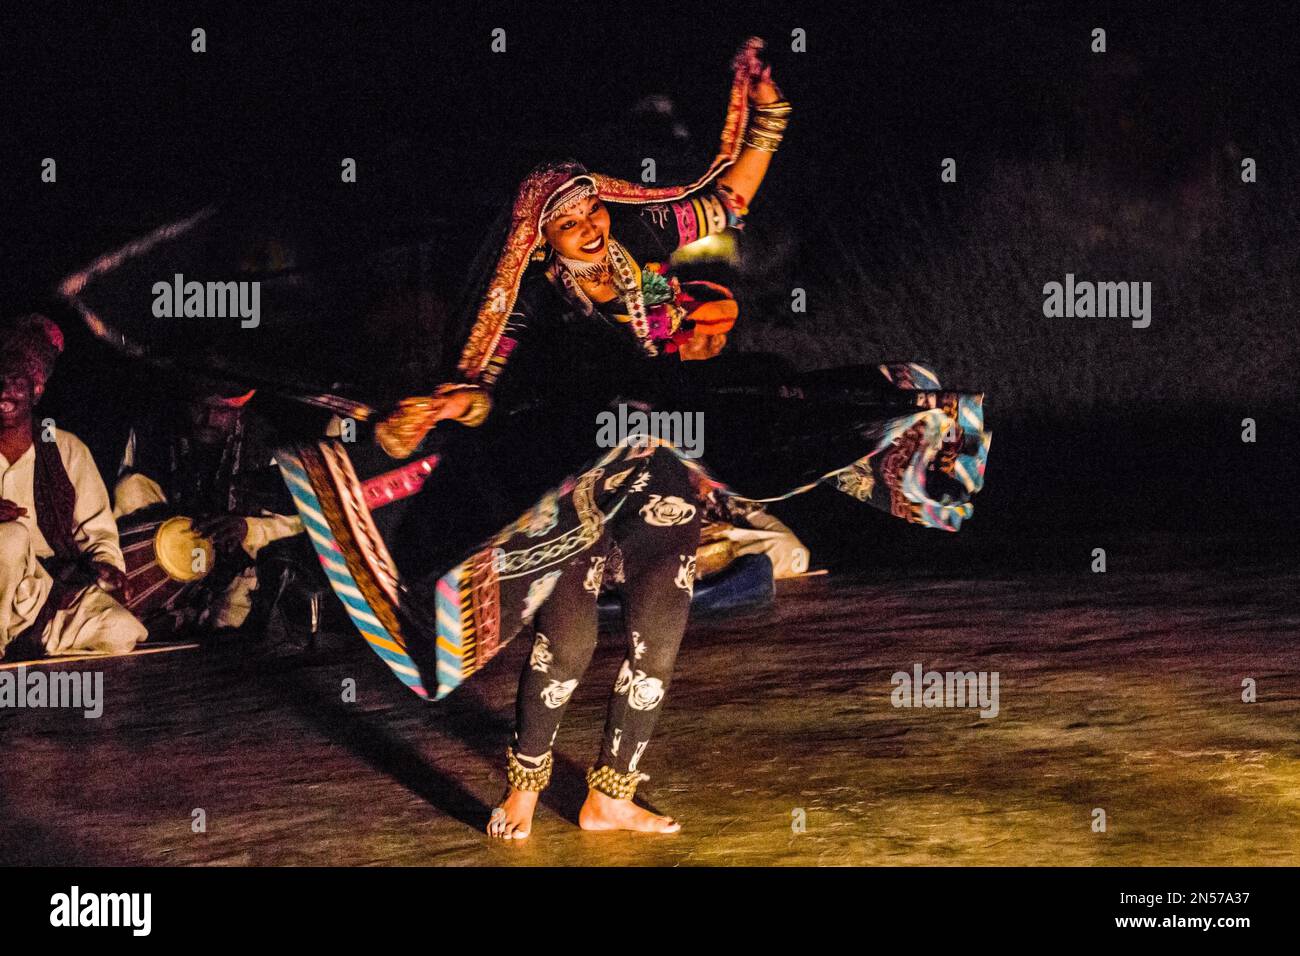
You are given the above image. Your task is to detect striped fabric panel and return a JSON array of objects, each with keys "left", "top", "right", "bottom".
[
  {"left": 686, "top": 192, "right": 729, "bottom": 241},
  {"left": 277, "top": 447, "right": 430, "bottom": 699},
  {"left": 906, "top": 363, "right": 941, "bottom": 388},
  {"left": 433, "top": 566, "right": 467, "bottom": 699},
  {"left": 665, "top": 189, "right": 733, "bottom": 248},
  {"left": 672, "top": 199, "right": 699, "bottom": 245},
  {"left": 457, "top": 562, "right": 478, "bottom": 681},
  {"left": 699, "top": 191, "right": 730, "bottom": 237},
  {"left": 952, "top": 396, "right": 992, "bottom": 494},
  {"left": 480, "top": 333, "right": 519, "bottom": 389}
]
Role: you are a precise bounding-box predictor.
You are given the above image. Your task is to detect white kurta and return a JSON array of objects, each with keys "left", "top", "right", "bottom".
[
  {"left": 0, "top": 430, "right": 146, "bottom": 658},
  {"left": 720, "top": 505, "right": 811, "bottom": 579}
]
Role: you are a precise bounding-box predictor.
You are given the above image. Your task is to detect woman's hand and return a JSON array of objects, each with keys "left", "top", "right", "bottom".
[
  {"left": 736, "top": 37, "right": 782, "bottom": 105},
  {"left": 749, "top": 63, "right": 782, "bottom": 106},
  {"left": 375, "top": 387, "right": 488, "bottom": 458},
  {"left": 720, "top": 42, "right": 786, "bottom": 207},
  {"left": 384, "top": 390, "right": 477, "bottom": 430},
  {"left": 678, "top": 333, "right": 728, "bottom": 361},
  {"left": 412, "top": 391, "right": 478, "bottom": 424}
]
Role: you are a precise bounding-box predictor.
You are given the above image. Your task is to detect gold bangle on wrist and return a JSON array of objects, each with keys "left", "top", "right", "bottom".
[
  {"left": 375, "top": 396, "right": 439, "bottom": 458},
  {"left": 456, "top": 390, "right": 492, "bottom": 427},
  {"left": 374, "top": 384, "right": 493, "bottom": 457},
  {"left": 432, "top": 383, "right": 493, "bottom": 427}
]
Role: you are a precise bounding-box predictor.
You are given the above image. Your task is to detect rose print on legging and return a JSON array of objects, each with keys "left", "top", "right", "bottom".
[
  {"left": 674, "top": 553, "right": 696, "bottom": 596},
  {"left": 614, "top": 659, "right": 634, "bottom": 695},
  {"left": 627, "top": 672, "right": 665, "bottom": 710},
  {"left": 529, "top": 632, "right": 553, "bottom": 673},
  {"left": 640, "top": 494, "right": 697, "bottom": 527},
  {"left": 540, "top": 678, "right": 578, "bottom": 709},
  {"left": 505, "top": 447, "right": 705, "bottom": 779},
  {"left": 628, "top": 741, "right": 649, "bottom": 773}
]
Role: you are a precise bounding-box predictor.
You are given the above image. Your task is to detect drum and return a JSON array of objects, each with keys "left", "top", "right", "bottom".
[{"left": 119, "top": 515, "right": 216, "bottom": 620}]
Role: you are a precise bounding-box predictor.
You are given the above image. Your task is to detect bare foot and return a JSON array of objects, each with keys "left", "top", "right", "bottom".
[
  {"left": 578, "top": 788, "right": 681, "bottom": 833},
  {"left": 487, "top": 787, "right": 538, "bottom": 840}
]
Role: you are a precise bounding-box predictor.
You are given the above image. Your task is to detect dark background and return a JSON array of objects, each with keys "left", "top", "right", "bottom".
[{"left": 2, "top": 0, "right": 1297, "bottom": 564}]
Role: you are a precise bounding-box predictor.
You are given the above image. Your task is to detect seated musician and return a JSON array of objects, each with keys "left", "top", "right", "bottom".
[
  {"left": 0, "top": 315, "right": 146, "bottom": 661},
  {"left": 113, "top": 380, "right": 303, "bottom": 632},
  {"left": 696, "top": 493, "right": 812, "bottom": 581}
]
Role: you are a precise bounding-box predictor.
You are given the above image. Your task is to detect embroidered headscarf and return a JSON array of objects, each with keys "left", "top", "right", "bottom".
[{"left": 455, "top": 37, "right": 766, "bottom": 383}]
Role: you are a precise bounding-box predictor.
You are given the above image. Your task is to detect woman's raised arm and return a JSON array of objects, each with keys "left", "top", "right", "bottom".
[{"left": 717, "top": 61, "right": 791, "bottom": 208}]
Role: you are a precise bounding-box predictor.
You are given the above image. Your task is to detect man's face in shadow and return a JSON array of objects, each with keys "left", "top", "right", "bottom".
[
  {"left": 0, "top": 367, "right": 37, "bottom": 430},
  {"left": 186, "top": 398, "right": 240, "bottom": 445}
]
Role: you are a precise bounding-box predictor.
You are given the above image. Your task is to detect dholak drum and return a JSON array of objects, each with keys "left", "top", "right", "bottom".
[{"left": 119, "top": 515, "right": 216, "bottom": 620}]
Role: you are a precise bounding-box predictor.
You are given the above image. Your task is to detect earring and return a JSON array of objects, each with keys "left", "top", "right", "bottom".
[{"left": 531, "top": 245, "right": 548, "bottom": 262}]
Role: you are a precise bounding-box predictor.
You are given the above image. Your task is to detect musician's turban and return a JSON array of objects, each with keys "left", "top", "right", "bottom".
[{"left": 0, "top": 313, "right": 64, "bottom": 394}]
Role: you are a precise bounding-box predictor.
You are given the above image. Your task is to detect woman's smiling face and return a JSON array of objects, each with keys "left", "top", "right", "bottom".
[{"left": 542, "top": 195, "right": 611, "bottom": 262}]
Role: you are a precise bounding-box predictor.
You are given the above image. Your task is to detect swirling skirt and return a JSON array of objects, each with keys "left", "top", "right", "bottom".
[{"left": 276, "top": 362, "right": 991, "bottom": 700}]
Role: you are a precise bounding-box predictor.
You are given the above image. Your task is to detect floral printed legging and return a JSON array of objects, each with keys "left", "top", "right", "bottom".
[{"left": 512, "top": 446, "right": 703, "bottom": 780}]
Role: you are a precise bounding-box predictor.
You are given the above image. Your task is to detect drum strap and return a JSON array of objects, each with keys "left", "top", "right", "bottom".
[{"left": 33, "top": 434, "right": 79, "bottom": 562}]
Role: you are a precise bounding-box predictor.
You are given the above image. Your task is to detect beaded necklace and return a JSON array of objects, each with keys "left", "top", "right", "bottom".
[{"left": 550, "top": 238, "right": 657, "bottom": 357}]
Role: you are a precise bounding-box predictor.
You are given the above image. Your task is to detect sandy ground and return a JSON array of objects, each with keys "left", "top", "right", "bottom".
[{"left": 2, "top": 533, "right": 1297, "bottom": 867}]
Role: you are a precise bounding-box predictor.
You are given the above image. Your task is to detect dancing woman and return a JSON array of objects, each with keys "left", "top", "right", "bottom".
[
  {"left": 363, "top": 38, "right": 989, "bottom": 840},
  {"left": 59, "top": 37, "right": 991, "bottom": 842},
  {"left": 368, "top": 40, "right": 795, "bottom": 838}
]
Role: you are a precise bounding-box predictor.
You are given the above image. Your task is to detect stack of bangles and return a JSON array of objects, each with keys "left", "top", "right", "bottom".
[
  {"left": 433, "top": 382, "right": 493, "bottom": 427},
  {"left": 374, "top": 383, "right": 492, "bottom": 458},
  {"left": 743, "top": 99, "right": 792, "bottom": 152}
]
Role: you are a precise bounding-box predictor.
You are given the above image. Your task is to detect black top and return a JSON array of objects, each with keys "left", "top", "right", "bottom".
[{"left": 378, "top": 188, "right": 910, "bottom": 579}]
